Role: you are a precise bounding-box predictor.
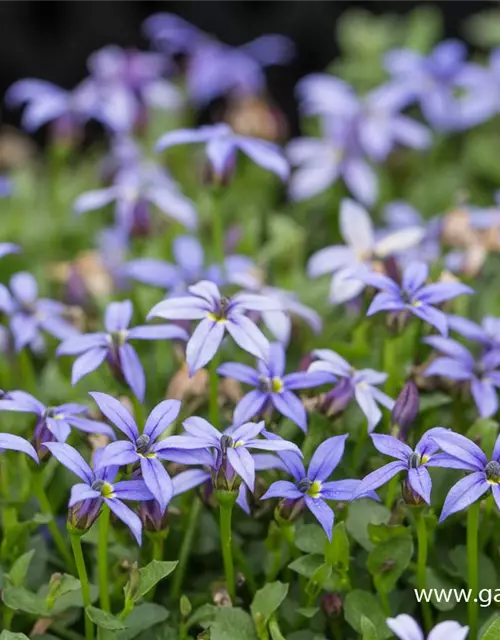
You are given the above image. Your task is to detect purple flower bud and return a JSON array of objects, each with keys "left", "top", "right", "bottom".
[
  {"left": 275, "top": 496, "right": 305, "bottom": 525},
  {"left": 67, "top": 497, "right": 102, "bottom": 533},
  {"left": 130, "top": 200, "right": 152, "bottom": 238},
  {"left": 391, "top": 380, "right": 420, "bottom": 436},
  {"left": 139, "top": 500, "right": 169, "bottom": 533},
  {"left": 65, "top": 266, "right": 89, "bottom": 308},
  {"left": 401, "top": 476, "right": 426, "bottom": 506},
  {"left": 322, "top": 592, "right": 343, "bottom": 618},
  {"left": 321, "top": 379, "right": 353, "bottom": 418},
  {"left": 213, "top": 439, "right": 242, "bottom": 492},
  {"left": 33, "top": 418, "right": 56, "bottom": 461}
]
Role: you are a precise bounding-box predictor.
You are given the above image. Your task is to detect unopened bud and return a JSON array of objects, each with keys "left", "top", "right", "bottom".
[
  {"left": 67, "top": 498, "right": 101, "bottom": 534},
  {"left": 275, "top": 497, "right": 305, "bottom": 525},
  {"left": 180, "top": 594, "right": 192, "bottom": 619},
  {"left": 139, "top": 500, "right": 169, "bottom": 534},
  {"left": 123, "top": 562, "right": 141, "bottom": 603},
  {"left": 321, "top": 379, "right": 353, "bottom": 418},
  {"left": 401, "top": 476, "right": 426, "bottom": 506},
  {"left": 391, "top": 381, "right": 419, "bottom": 437},
  {"left": 322, "top": 592, "right": 343, "bottom": 617}
]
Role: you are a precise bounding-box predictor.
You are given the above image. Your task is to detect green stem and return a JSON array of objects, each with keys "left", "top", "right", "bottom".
[
  {"left": 467, "top": 501, "right": 480, "bottom": 640},
  {"left": 268, "top": 615, "right": 286, "bottom": 640},
  {"left": 216, "top": 490, "right": 237, "bottom": 602},
  {"left": 131, "top": 394, "right": 145, "bottom": 429},
  {"left": 2, "top": 606, "right": 14, "bottom": 630},
  {"left": 148, "top": 533, "right": 166, "bottom": 601},
  {"left": 352, "top": 427, "right": 367, "bottom": 473},
  {"left": 377, "top": 586, "right": 391, "bottom": 616},
  {"left": 170, "top": 497, "right": 202, "bottom": 601},
  {"left": 33, "top": 476, "right": 75, "bottom": 571},
  {"left": 385, "top": 475, "right": 399, "bottom": 509},
  {"left": 480, "top": 494, "right": 493, "bottom": 549},
  {"left": 70, "top": 533, "right": 94, "bottom": 640},
  {"left": 415, "top": 510, "right": 432, "bottom": 631},
  {"left": 17, "top": 348, "right": 37, "bottom": 395},
  {"left": 211, "top": 187, "right": 225, "bottom": 268},
  {"left": 98, "top": 505, "right": 111, "bottom": 612}
]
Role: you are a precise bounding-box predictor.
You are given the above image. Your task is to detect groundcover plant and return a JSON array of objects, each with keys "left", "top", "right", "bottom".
[{"left": 4, "top": 5, "right": 500, "bottom": 640}]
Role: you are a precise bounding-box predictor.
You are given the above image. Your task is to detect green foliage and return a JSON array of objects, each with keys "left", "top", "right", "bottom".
[
  {"left": 344, "top": 590, "right": 391, "bottom": 639},
  {"left": 251, "top": 581, "right": 289, "bottom": 635}
]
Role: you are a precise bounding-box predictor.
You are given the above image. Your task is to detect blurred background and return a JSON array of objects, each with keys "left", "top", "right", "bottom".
[{"left": 0, "top": 1, "right": 490, "bottom": 135}]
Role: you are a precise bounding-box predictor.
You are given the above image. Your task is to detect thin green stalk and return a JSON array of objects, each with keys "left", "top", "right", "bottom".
[
  {"left": 480, "top": 494, "right": 493, "bottom": 549},
  {"left": 216, "top": 490, "right": 237, "bottom": 602},
  {"left": 148, "top": 533, "right": 166, "bottom": 601},
  {"left": 170, "top": 497, "right": 202, "bottom": 600},
  {"left": 467, "top": 501, "right": 480, "bottom": 640},
  {"left": 415, "top": 510, "right": 432, "bottom": 631},
  {"left": 33, "top": 476, "right": 75, "bottom": 571},
  {"left": 385, "top": 475, "right": 399, "bottom": 509},
  {"left": 131, "top": 395, "right": 145, "bottom": 429},
  {"left": 352, "top": 427, "right": 367, "bottom": 473},
  {"left": 17, "top": 348, "right": 37, "bottom": 395},
  {"left": 211, "top": 187, "right": 225, "bottom": 268},
  {"left": 70, "top": 533, "right": 94, "bottom": 640},
  {"left": 377, "top": 586, "right": 391, "bottom": 616},
  {"left": 98, "top": 504, "right": 111, "bottom": 612},
  {"left": 268, "top": 615, "right": 287, "bottom": 640},
  {"left": 2, "top": 606, "right": 13, "bottom": 630}
]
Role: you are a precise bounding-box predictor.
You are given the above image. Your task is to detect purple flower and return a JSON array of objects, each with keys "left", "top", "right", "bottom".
[
  {"left": 217, "top": 342, "right": 331, "bottom": 432},
  {"left": 0, "top": 175, "right": 13, "bottom": 198},
  {"left": 158, "top": 417, "right": 301, "bottom": 493},
  {"left": 155, "top": 123, "right": 289, "bottom": 183},
  {"left": 385, "top": 40, "right": 491, "bottom": 131},
  {"left": 123, "top": 234, "right": 256, "bottom": 293},
  {"left": 0, "top": 272, "right": 77, "bottom": 351},
  {"left": 297, "top": 74, "right": 431, "bottom": 162},
  {"left": 307, "top": 199, "right": 424, "bottom": 304},
  {"left": 362, "top": 261, "right": 473, "bottom": 336},
  {"left": 308, "top": 349, "right": 394, "bottom": 431},
  {"left": 74, "top": 164, "right": 197, "bottom": 234},
  {"left": 353, "top": 428, "right": 461, "bottom": 504},
  {"left": 0, "top": 390, "right": 116, "bottom": 451},
  {"left": 144, "top": 13, "right": 293, "bottom": 106},
  {"left": 90, "top": 392, "right": 208, "bottom": 514},
  {"left": 382, "top": 201, "right": 442, "bottom": 265},
  {"left": 44, "top": 442, "right": 152, "bottom": 544},
  {"left": 230, "top": 273, "right": 322, "bottom": 344},
  {"left": 58, "top": 300, "right": 187, "bottom": 402},
  {"left": 448, "top": 314, "right": 500, "bottom": 352},
  {"left": 261, "top": 434, "right": 363, "bottom": 539},
  {"left": 429, "top": 431, "right": 500, "bottom": 522},
  {"left": 423, "top": 336, "right": 500, "bottom": 418},
  {"left": 87, "top": 45, "right": 182, "bottom": 132},
  {"left": 0, "top": 243, "right": 20, "bottom": 259},
  {"left": 5, "top": 79, "right": 94, "bottom": 134},
  {"left": 387, "top": 614, "right": 468, "bottom": 640},
  {"left": 0, "top": 431, "right": 38, "bottom": 463},
  {"left": 147, "top": 280, "right": 281, "bottom": 375}
]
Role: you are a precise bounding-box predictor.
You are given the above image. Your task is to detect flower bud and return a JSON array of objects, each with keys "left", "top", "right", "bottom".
[
  {"left": 213, "top": 438, "right": 242, "bottom": 492},
  {"left": 123, "top": 562, "right": 141, "bottom": 603},
  {"left": 33, "top": 418, "right": 56, "bottom": 462},
  {"left": 322, "top": 592, "right": 343, "bottom": 618},
  {"left": 321, "top": 379, "right": 352, "bottom": 418},
  {"left": 139, "top": 500, "right": 169, "bottom": 534},
  {"left": 67, "top": 498, "right": 102, "bottom": 534},
  {"left": 391, "top": 380, "right": 419, "bottom": 438},
  {"left": 130, "top": 200, "right": 152, "bottom": 238},
  {"left": 275, "top": 497, "right": 305, "bottom": 526},
  {"left": 401, "top": 477, "right": 426, "bottom": 506}
]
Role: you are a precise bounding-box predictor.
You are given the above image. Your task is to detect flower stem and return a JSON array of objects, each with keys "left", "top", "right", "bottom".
[
  {"left": 415, "top": 510, "right": 432, "bottom": 631},
  {"left": 70, "top": 533, "right": 94, "bottom": 640},
  {"left": 98, "top": 504, "right": 111, "bottom": 612},
  {"left": 170, "top": 497, "right": 202, "bottom": 601},
  {"left": 467, "top": 500, "right": 480, "bottom": 640},
  {"left": 216, "top": 490, "right": 238, "bottom": 602},
  {"left": 17, "top": 348, "right": 37, "bottom": 395},
  {"left": 148, "top": 532, "right": 166, "bottom": 601},
  {"left": 33, "top": 477, "right": 75, "bottom": 572},
  {"left": 385, "top": 475, "right": 399, "bottom": 509},
  {"left": 211, "top": 186, "right": 225, "bottom": 270}
]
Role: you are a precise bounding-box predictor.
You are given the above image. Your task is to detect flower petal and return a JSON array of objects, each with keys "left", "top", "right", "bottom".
[
  {"left": 271, "top": 390, "right": 307, "bottom": 432},
  {"left": 147, "top": 296, "right": 210, "bottom": 321},
  {"left": 386, "top": 614, "right": 424, "bottom": 640},
  {"left": 339, "top": 199, "right": 373, "bottom": 254},
  {"left": 353, "top": 461, "right": 406, "bottom": 498},
  {"left": 57, "top": 333, "right": 109, "bottom": 356},
  {"left": 429, "top": 431, "right": 487, "bottom": 471},
  {"left": 307, "top": 245, "right": 355, "bottom": 278},
  {"left": 71, "top": 348, "right": 108, "bottom": 385},
  {"left": 304, "top": 496, "right": 334, "bottom": 540},
  {"left": 227, "top": 447, "right": 255, "bottom": 491},
  {"left": 119, "top": 344, "right": 146, "bottom": 402},
  {"left": 0, "top": 433, "right": 38, "bottom": 463},
  {"left": 217, "top": 362, "right": 260, "bottom": 385},
  {"left": 226, "top": 314, "right": 269, "bottom": 361},
  {"left": 439, "top": 472, "right": 489, "bottom": 522},
  {"left": 408, "top": 466, "right": 432, "bottom": 504},
  {"left": 42, "top": 442, "right": 93, "bottom": 483},
  {"left": 471, "top": 377, "right": 498, "bottom": 418},
  {"left": 308, "top": 434, "right": 349, "bottom": 482},
  {"left": 370, "top": 434, "right": 412, "bottom": 461},
  {"left": 89, "top": 392, "right": 139, "bottom": 440},
  {"left": 186, "top": 317, "right": 225, "bottom": 375},
  {"left": 127, "top": 324, "right": 188, "bottom": 342},
  {"left": 237, "top": 137, "right": 289, "bottom": 181},
  {"left": 233, "top": 390, "right": 268, "bottom": 425},
  {"left": 140, "top": 456, "right": 173, "bottom": 514},
  {"left": 106, "top": 497, "right": 143, "bottom": 545},
  {"left": 261, "top": 480, "right": 303, "bottom": 501},
  {"left": 94, "top": 441, "right": 137, "bottom": 469}
]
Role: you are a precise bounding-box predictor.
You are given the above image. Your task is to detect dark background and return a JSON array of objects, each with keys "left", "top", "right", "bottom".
[{"left": 0, "top": 1, "right": 490, "bottom": 129}]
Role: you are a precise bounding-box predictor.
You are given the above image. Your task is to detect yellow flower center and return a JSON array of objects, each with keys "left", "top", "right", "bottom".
[{"left": 271, "top": 377, "right": 284, "bottom": 393}]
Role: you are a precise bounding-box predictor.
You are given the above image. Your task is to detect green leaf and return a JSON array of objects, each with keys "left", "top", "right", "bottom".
[
  {"left": 361, "top": 615, "right": 379, "bottom": 640},
  {"left": 86, "top": 606, "right": 126, "bottom": 630},
  {"left": 207, "top": 607, "right": 258, "bottom": 640},
  {"left": 325, "top": 521, "right": 350, "bottom": 575},
  {"left": 367, "top": 534, "right": 414, "bottom": 593},
  {"left": 251, "top": 581, "right": 289, "bottom": 634},
  {"left": 134, "top": 560, "right": 177, "bottom": 602},
  {"left": 467, "top": 419, "right": 498, "bottom": 458},
  {"left": 296, "top": 607, "right": 319, "bottom": 619},
  {"left": 306, "top": 562, "right": 332, "bottom": 598},
  {"left": 425, "top": 568, "right": 459, "bottom": 612},
  {"left": 448, "top": 546, "right": 498, "bottom": 590},
  {"left": 368, "top": 523, "right": 410, "bottom": 545},
  {"left": 288, "top": 554, "right": 339, "bottom": 591},
  {"left": 294, "top": 524, "right": 325, "bottom": 555},
  {"left": 7, "top": 550, "right": 35, "bottom": 587},
  {"left": 482, "top": 617, "right": 500, "bottom": 640},
  {"left": 117, "top": 603, "right": 170, "bottom": 640},
  {"left": 2, "top": 586, "right": 48, "bottom": 616},
  {"left": 0, "top": 633, "right": 30, "bottom": 640},
  {"left": 344, "top": 590, "right": 391, "bottom": 639},
  {"left": 46, "top": 573, "right": 81, "bottom": 609},
  {"left": 346, "top": 499, "right": 391, "bottom": 551},
  {"left": 419, "top": 392, "right": 452, "bottom": 413}
]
